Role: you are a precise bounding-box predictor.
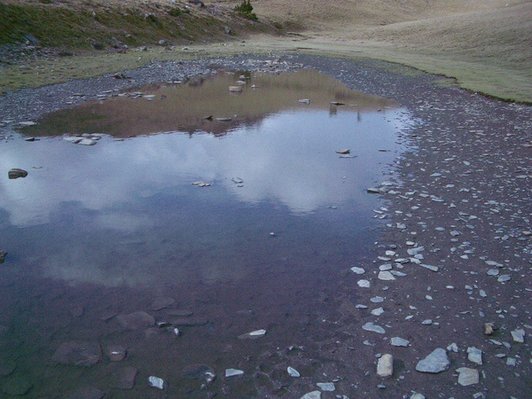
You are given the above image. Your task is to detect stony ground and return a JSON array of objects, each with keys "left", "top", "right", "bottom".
[{"left": 0, "top": 54, "right": 530, "bottom": 398}]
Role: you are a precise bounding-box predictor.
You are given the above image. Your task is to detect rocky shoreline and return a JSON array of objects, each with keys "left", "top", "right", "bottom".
[{"left": 0, "top": 54, "right": 530, "bottom": 398}]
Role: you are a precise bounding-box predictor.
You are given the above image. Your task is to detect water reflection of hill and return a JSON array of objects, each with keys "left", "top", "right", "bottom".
[{"left": 21, "top": 70, "right": 395, "bottom": 138}]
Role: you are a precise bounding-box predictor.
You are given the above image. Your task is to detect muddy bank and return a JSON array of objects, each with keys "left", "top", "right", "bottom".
[{"left": 0, "top": 54, "right": 531, "bottom": 398}]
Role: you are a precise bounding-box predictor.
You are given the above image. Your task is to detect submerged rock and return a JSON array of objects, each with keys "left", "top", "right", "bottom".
[
  {"left": 415, "top": 348, "right": 450, "bottom": 373},
  {"left": 66, "top": 387, "right": 105, "bottom": 399},
  {"left": 52, "top": 341, "right": 101, "bottom": 367},
  {"left": 116, "top": 311, "right": 155, "bottom": 330}
]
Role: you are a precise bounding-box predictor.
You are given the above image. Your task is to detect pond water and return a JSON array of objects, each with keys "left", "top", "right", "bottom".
[{"left": 0, "top": 70, "right": 409, "bottom": 397}]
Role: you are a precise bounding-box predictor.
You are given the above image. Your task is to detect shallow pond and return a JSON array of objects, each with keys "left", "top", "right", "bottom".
[{"left": 0, "top": 70, "right": 409, "bottom": 397}]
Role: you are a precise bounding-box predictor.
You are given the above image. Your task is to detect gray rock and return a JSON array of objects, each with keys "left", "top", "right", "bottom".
[
  {"left": 287, "top": 366, "right": 300, "bottom": 377},
  {"left": 52, "top": 341, "right": 101, "bottom": 367},
  {"left": 8, "top": 168, "right": 28, "bottom": 179},
  {"left": 316, "top": 382, "right": 335, "bottom": 391},
  {"left": 238, "top": 329, "right": 266, "bottom": 339},
  {"left": 362, "top": 322, "right": 385, "bottom": 334},
  {"left": 300, "top": 391, "right": 321, "bottom": 399},
  {"left": 357, "top": 279, "right": 370, "bottom": 288},
  {"left": 116, "top": 311, "right": 155, "bottom": 330},
  {"left": 456, "top": 367, "right": 479, "bottom": 386},
  {"left": 497, "top": 274, "right": 511, "bottom": 283},
  {"left": 467, "top": 347, "right": 483, "bottom": 365},
  {"left": 377, "top": 354, "right": 393, "bottom": 377},
  {"left": 511, "top": 328, "right": 525, "bottom": 343},
  {"left": 0, "top": 250, "right": 7, "bottom": 264},
  {"left": 391, "top": 337, "right": 410, "bottom": 347},
  {"left": 378, "top": 271, "right": 396, "bottom": 281},
  {"left": 415, "top": 348, "right": 450, "bottom": 373},
  {"left": 350, "top": 266, "right": 365, "bottom": 274}
]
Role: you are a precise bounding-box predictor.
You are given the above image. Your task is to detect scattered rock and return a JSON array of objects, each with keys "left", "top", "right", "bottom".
[
  {"left": 8, "top": 168, "right": 28, "bottom": 179},
  {"left": 225, "top": 368, "right": 244, "bottom": 378},
  {"left": 377, "top": 354, "right": 393, "bottom": 377},
  {"left": 378, "top": 271, "right": 396, "bottom": 281},
  {"left": 316, "top": 382, "right": 335, "bottom": 391},
  {"left": 484, "top": 323, "right": 495, "bottom": 335},
  {"left": 52, "top": 341, "right": 101, "bottom": 367},
  {"left": 300, "top": 391, "right": 321, "bottom": 399},
  {"left": 238, "top": 329, "right": 266, "bottom": 339},
  {"left": 415, "top": 348, "right": 450, "bottom": 373},
  {"left": 467, "top": 347, "right": 483, "bottom": 365},
  {"left": 357, "top": 279, "right": 370, "bottom": 288},
  {"left": 116, "top": 311, "right": 155, "bottom": 330},
  {"left": 456, "top": 367, "right": 479, "bottom": 386},
  {"left": 391, "top": 337, "right": 410, "bottom": 347},
  {"left": 511, "top": 328, "right": 525, "bottom": 343},
  {"left": 287, "top": 366, "right": 300, "bottom": 377},
  {"left": 362, "top": 322, "right": 385, "bottom": 334},
  {"left": 148, "top": 375, "right": 165, "bottom": 390},
  {"left": 350, "top": 266, "right": 365, "bottom": 274}
]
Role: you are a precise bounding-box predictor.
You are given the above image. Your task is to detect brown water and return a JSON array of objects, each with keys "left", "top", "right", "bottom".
[{"left": 0, "top": 70, "right": 408, "bottom": 398}]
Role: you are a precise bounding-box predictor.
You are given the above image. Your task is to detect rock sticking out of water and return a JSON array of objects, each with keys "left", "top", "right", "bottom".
[
  {"left": 415, "top": 348, "right": 450, "bottom": 373},
  {"left": 456, "top": 367, "right": 479, "bottom": 386},
  {"left": 116, "top": 311, "right": 155, "bottom": 330},
  {"left": 229, "top": 86, "right": 243, "bottom": 93},
  {"left": 298, "top": 99, "right": 310, "bottom": 104},
  {"left": 8, "top": 168, "right": 28, "bottom": 179},
  {"left": 377, "top": 354, "right": 394, "bottom": 377},
  {"left": 52, "top": 341, "right": 102, "bottom": 367},
  {"left": 148, "top": 376, "right": 165, "bottom": 390},
  {"left": 182, "top": 364, "right": 216, "bottom": 384}
]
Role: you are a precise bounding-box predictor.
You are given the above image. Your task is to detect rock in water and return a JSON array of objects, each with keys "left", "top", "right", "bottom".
[
  {"left": 148, "top": 376, "right": 165, "bottom": 390},
  {"left": 377, "top": 354, "right": 393, "bottom": 377},
  {"left": 116, "top": 311, "right": 155, "bottom": 330},
  {"left": 8, "top": 168, "right": 28, "bottom": 179},
  {"left": 335, "top": 148, "right": 350, "bottom": 155},
  {"left": 456, "top": 367, "right": 479, "bottom": 386},
  {"left": 415, "top": 348, "right": 450, "bottom": 373},
  {"left": 0, "top": 250, "right": 6, "bottom": 264},
  {"left": 52, "top": 341, "right": 101, "bottom": 367}
]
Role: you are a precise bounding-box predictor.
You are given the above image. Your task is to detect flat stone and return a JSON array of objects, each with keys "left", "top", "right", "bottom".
[
  {"left": 106, "top": 344, "right": 127, "bottom": 361},
  {"left": 467, "top": 347, "right": 483, "bottom": 365},
  {"left": 78, "top": 138, "right": 97, "bottom": 146},
  {"left": 316, "top": 382, "right": 335, "bottom": 391},
  {"left": 357, "top": 279, "right": 370, "bottom": 288},
  {"left": 391, "top": 337, "right": 410, "bottom": 347},
  {"left": 300, "top": 391, "right": 321, "bottom": 399},
  {"left": 225, "top": 368, "right": 244, "bottom": 378},
  {"left": 150, "top": 297, "right": 176, "bottom": 311},
  {"left": 415, "top": 348, "right": 450, "bottom": 373},
  {"left": 371, "top": 307, "right": 384, "bottom": 316},
  {"left": 419, "top": 264, "right": 439, "bottom": 272},
  {"left": 148, "top": 376, "right": 165, "bottom": 390},
  {"left": 362, "top": 322, "right": 385, "bottom": 334},
  {"left": 350, "top": 266, "right": 365, "bottom": 274},
  {"left": 52, "top": 341, "right": 101, "bottom": 367},
  {"left": 378, "top": 271, "right": 396, "bottom": 281},
  {"left": 116, "top": 311, "right": 155, "bottom": 330},
  {"left": 114, "top": 366, "right": 137, "bottom": 389},
  {"left": 66, "top": 387, "right": 105, "bottom": 399},
  {"left": 287, "top": 366, "right": 300, "bottom": 377},
  {"left": 511, "top": 328, "right": 525, "bottom": 343},
  {"left": 497, "top": 274, "right": 511, "bottom": 283},
  {"left": 456, "top": 367, "right": 479, "bottom": 386},
  {"left": 377, "top": 354, "right": 393, "bottom": 377}
]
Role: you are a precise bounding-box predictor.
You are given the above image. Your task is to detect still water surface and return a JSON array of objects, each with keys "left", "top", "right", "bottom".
[{"left": 0, "top": 70, "right": 408, "bottom": 397}]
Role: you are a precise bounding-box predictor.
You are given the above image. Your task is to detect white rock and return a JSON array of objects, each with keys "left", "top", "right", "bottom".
[
  {"left": 350, "top": 266, "right": 365, "bottom": 274},
  {"left": 377, "top": 354, "right": 393, "bottom": 377},
  {"left": 78, "top": 138, "right": 97, "bottom": 146},
  {"left": 371, "top": 307, "right": 384, "bottom": 316},
  {"left": 148, "top": 376, "right": 165, "bottom": 390},
  {"left": 287, "top": 366, "right": 300, "bottom": 377},
  {"left": 415, "top": 348, "right": 450, "bottom": 373},
  {"left": 225, "top": 368, "right": 244, "bottom": 377},
  {"left": 362, "top": 322, "right": 385, "bottom": 334}
]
